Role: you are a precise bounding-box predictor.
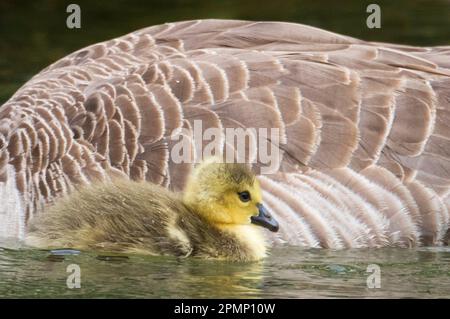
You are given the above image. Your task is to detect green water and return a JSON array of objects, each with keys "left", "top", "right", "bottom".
[
  {"left": 1, "top": 244, "right": 449, "bottom": 298},
  {"left": 1, "top": 0, "right": 450, "bottom": 298}
]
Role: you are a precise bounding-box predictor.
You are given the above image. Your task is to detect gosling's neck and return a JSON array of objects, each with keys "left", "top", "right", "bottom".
[
  {"left": 217, "top": 224, "right": 268, "bottom": 260},
  {"left": 183, "top": 200, "right": 268, "bottom": 261}
]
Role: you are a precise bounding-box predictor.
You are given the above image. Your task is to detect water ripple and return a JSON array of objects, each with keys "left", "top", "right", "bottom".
[{"left": 0, "top": 244, "right": 449, "bottom": 298}]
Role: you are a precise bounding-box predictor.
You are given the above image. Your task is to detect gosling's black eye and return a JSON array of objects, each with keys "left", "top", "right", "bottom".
[{"left": 238, "top": 191, "right": 251, "bottom": 202}]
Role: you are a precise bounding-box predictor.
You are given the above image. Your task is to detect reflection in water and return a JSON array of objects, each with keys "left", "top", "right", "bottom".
[{"left": 1, "top": 244, "right": 449, "bottom": 298}]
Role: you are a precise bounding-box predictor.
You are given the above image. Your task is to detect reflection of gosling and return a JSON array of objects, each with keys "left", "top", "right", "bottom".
[{"left": 25, "top": 159, "right": 279, "bottom": 261}]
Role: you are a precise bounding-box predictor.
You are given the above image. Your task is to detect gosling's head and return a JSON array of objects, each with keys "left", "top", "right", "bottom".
[{"left": 183, "top": 158, "right": 279, "bottom": 232}]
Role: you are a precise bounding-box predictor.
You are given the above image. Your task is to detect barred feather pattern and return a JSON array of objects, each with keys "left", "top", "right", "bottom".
[{"left": 1, "top": 19, "right": 449, "bottom": 247}]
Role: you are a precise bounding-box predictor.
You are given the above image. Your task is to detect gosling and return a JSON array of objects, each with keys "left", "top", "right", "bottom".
[{"left": 25, "top": 159, "right": 279, "bottom": 261}]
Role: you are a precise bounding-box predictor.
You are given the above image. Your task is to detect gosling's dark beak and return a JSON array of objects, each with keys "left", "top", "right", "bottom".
[{"left": 251, "top": 203, "right": 279, "bottom": 232}]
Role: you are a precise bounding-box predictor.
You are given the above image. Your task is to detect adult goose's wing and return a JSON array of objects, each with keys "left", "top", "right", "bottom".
[{"left": 0, "top": 20, "right": 449, "bottom": 246}]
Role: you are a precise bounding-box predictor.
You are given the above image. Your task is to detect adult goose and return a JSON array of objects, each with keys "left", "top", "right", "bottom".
[{"left": 0, "top": 19, "right": 449, "bottom": 248}]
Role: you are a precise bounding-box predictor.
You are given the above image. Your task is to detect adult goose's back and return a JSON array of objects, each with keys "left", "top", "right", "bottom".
[{"left": 0, "top": 19, "right": 449, "bottom": 247}]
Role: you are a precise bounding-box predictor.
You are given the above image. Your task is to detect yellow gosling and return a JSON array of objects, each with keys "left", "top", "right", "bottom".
[{"left": 25, "top": 159, "right": 279, "bottom": 261}]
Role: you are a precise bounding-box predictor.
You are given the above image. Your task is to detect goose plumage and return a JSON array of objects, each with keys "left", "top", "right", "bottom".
[{"left": 0, "top": 19, "right": 449, "bottom": 248}]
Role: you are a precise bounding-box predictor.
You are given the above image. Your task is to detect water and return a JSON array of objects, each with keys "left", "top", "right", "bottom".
[
  {"left": 1, "top": 0, "right": 450, "bottom": 298},
  {"left": 1, "top": 242, "right": 449, "bottom": 298}
]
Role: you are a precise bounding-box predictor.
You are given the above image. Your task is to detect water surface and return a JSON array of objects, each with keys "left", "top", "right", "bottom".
[{"left": 1, "top": 243, "right": 449, "bottom": 298}]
